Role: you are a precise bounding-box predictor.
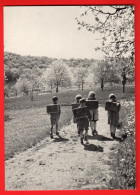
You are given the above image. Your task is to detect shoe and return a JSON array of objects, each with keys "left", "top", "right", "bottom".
[
  {"left": 80, "top": 138, "right": 84, "bottom": 145},
  {"left": 111, "top": 132, "right": 115, "bottom": 139},
  {"left": 56, "top": 132, "right": 59, "bottom": 136},
  {"left": 78, "top": 131, "right": 80, "bottom": 135},
  {"left": 92, "top": 130, "right": 98, "bottom": 136},
  {"left": 50, "top": 134, "right": 53, "bottom": 139},
  {"left": 94, "top": 130, "right": 98, "bottom": 135},
  {"left": 84, "top": 136, "right": 88, "bottom": 141},
  {"left": 85, "top": 139, "right": 89, "bottom": 144}
]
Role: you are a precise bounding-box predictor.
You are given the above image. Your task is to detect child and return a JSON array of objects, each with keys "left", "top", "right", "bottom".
[
  {"left": 77, "top": 98, "right": 91, "bottom": 144},
  {"left": 75, "top": 94, "right": 82, "bottom": 135},
  {"left": 87, "top": 91, "right": 99, "bottom": 136},
  {"left": 50, "top": 96, "right": 61, "bottom": 139},
  {"left": 108, "top": 94, "right": 120, "bottom": 139},
  {"left": 75, "top": 94, "right": 82, "bottom": 103}
]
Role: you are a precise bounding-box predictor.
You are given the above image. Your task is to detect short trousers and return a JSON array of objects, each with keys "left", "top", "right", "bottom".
[
  {"left": 77, "top": 118, "right": 89, "bottom": 132},
  {"left": 50, "top": 114, "right": 60, "bottom": 125}
]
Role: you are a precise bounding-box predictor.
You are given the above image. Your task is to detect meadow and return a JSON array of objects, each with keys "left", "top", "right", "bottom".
[
  {"left": 5, "top": 85, "right": 135, "bottom": 109},
  {"left": 4, "top": 85, "right": 135, "bottom": 160}
]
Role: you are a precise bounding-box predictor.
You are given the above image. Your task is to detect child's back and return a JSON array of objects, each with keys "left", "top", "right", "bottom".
[
  {"left": 48, "top": 96, "right": 61, "bottom": 138},
  {"left": 87, "top": 91, "right": 99, "bottom": 136}
]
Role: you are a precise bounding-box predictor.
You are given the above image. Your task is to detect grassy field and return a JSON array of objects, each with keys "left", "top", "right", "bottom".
[
  {"left": 4, "top": 85, "right": 135, "bottom": 160},
  {"left": 5, "top": 85, "right": 135, "bottom": 109},
  {"left": 4, "top": 106, "right": 72, "bottom": 160}
]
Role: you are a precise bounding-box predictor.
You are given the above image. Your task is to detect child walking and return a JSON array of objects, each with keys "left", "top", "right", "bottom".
[
  {"left": 75, "top": 94, "right": 82, "bottom": 135},
  {"left": 77, "top": 98, "right": 91, "bottom": 144},
  {"left": 108, "top": 94, "right": 121, "bottom": 139},
  {"left": 87, "top": 91, "right": 99, "bottom": 136},
  {"left": 50, "top": 96, "right": 61, "bottom": 139}
]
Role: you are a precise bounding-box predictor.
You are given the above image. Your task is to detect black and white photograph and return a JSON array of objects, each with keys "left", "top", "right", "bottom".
[{"left": 4, "top": 5, "right": 135, "bottom": 190}]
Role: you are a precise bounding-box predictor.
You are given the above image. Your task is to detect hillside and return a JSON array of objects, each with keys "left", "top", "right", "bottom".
[
  {"left": 4, "top": 51, "right": 97, "bottom": 70},
  {"left": 4, "top": 52, "right": 97, "bottom": 86}
]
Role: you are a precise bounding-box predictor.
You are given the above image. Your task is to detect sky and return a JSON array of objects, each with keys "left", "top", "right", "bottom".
[{"left": 4, "top": 6, "right": 104, "bottom": 59}]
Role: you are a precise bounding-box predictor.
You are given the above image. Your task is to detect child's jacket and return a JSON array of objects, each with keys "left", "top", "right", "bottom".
[{"left": 108, "top": 100, "right": 120, "bottom": 127}]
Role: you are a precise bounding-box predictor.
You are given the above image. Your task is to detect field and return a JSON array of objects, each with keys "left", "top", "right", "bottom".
[
  {"left": 4, "top": 85, "right": 135, "bottom": 189},
  {"left": 4, "top": 85, "right": 135, "bottom": 161},
  {"left": 4, "top": 106, "right": 72, "bottom": 160},
  {"left": 5, "top": 85, "right": 135, "bottom": 109}
]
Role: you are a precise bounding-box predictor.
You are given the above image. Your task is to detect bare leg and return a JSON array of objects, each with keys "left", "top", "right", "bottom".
[
  {"left": 50, "top": 125, "right": 53, "bottom": 138},
  {"left": 94, "top": 121, "right": 98, "bottom": 135},
  {"left": 90, "top": 121, "right": 94, "bottom": 131},
  {"left": 110, "top": 124, "right": 115, "bottom": 139},
  {"left": 94, "top": 121, "right": 96, "bottom": 131},
  {"left": 80, "top": 131, "right": 84, "bottom": 144},
  {"left": 91, "top": 121, "right": 98, "bottom": 135},
  {"left": 84, "top": 130, "right": 89, "bottom": 144},
  {"left": 77, "top": 123, "right": 80, "bottom": 135},
  {"left": 56, "top": 124, "right": 59, "bottom": 136}
]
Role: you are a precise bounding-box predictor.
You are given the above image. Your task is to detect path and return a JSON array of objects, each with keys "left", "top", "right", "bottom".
[{"left": 5, "top": 107, "right": 119, "bottom": 190}]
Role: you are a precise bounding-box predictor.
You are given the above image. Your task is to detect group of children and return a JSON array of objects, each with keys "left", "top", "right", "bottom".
[{"left": 48, "top": 91, "right": 121, "bottom": 144}]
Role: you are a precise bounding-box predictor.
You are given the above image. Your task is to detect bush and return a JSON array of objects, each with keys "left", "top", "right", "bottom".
[{"left": 108, "top": 100, "right": 135, "bottom": 189}]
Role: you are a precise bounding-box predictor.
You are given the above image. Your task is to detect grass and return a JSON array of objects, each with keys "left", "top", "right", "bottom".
[
  {"left": 5, "top": 85, "right": 135, "bottom": 109},
  {"left": 4, "top": 106, "right": 72, "bottom": 160},
  {"left": 107, "top": 100, "right": 135, "bottom": 189},
  {"left": 4, "top": 85, "right": 135, "bottom": 161}
]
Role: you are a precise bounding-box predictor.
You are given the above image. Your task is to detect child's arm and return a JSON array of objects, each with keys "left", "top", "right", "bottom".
[
  {"left": 118, "top": 102, "right": 121, "bottom": 111},
  {"left": 58, "top": 105, "right": 61, "bottom": 115}
]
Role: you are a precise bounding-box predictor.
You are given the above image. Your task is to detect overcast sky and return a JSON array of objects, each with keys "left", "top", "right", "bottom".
[{"left": 4, "top": 6, "right": 104, "bottom": 59}]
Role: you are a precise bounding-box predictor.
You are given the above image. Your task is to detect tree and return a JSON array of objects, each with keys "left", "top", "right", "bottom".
[
  {"left": 74, "top": 67, "right": 89, "bottom": 90},
  {"left": 42, "top": 59, "right": 72, "bottom": 92},
  {"left": 10, "top": 85, "right": 18, "bottom": 97},
  {"left": 4, "top": 85, "right": 9, "bottom": 98},
  {"left": 76, "top": 6, "right": 134, "bottom": 58},
  {"left": 15, "top": 78, "right": 31, "bottom": 96},
  {"left": 4, "top": 69, "right": 19, "bottom": 84},
  {"left": 90, "top": 58, "right": 122, "bottom": 90},
  {"left": 76, "top": 6, "right": 134, "bottom": 92},
  {"left": 110, "top": 56, "right": 134, "bottom": 92},
  {"left": 20, "top": 66, "right": 42, "bottom": 100}
]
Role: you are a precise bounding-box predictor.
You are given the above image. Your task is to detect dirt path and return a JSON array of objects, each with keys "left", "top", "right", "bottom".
[{"left": 5, "top": 107, "right": 119, "bottom": 190}]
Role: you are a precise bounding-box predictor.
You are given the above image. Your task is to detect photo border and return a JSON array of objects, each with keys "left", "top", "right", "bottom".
[{"left": 0, "top": 0, "right": 139, "bottom": 194}]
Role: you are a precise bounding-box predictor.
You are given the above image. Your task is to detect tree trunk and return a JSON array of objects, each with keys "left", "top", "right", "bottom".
[
  {"left": 78, "top": 84, "right": 80, "bottom": 90},
  {"left": 123, "top": 84, "right": 125, "bottom": 93},
  {"left": 56, "top": 82, "right": 59, "bottom": 92},
  {"left": 31, "top": 89, "right": 33, "bottom": 101},
  {"left": 101, "top": 78, "right": 104, "bottom": 91}
]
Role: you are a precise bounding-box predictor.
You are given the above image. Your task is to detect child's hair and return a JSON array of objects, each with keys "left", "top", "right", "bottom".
[
  {"left": 75, "top": 94, "right": 82, "bottom": 100},
  {"left": 88, "top": 91, "right": 95, "bottom": 97},
  {"left": 52, "top": 96, "right": 58, "bottom": 101},
  {"left": 109, "top": 93, "right": 116, "bottom": 99},
  {"left": 79, "top": 98, "right": 86, "bottom": 104}
]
